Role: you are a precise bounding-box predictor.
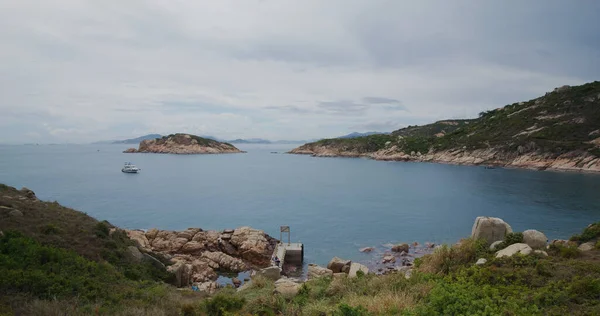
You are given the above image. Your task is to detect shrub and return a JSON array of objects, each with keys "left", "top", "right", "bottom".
[
  {"left": 94, "top": 221, "right": 111, "bottom": 239},
  {"left": 493, "top": 232, "right": 524, "bottom": 250},
  {"left": 418, "top": 238, "right": 488, "bottom": 274},
  {"left": 548, "top": 244, "right": 580, "bottom": 259},
  {"left": 40, "top": 224, "right": 61, "bottom": 235},
  {"left": 335, "top": 303, "right": 369, "bottom": 316},
  {"left": 569, "top": 223, "right": 600, "bottom": 243},
  {"left": 200, "top": 292, "right": 245, "bottom": 316}
]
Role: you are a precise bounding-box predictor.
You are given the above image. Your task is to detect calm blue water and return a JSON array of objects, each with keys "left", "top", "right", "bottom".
[{"left": 1, "top": 144, "right": 599, "bottom": 265}]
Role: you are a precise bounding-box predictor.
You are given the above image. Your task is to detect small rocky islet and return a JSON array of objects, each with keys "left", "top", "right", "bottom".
[{"left": 123, "top": 133, "right": 244, "bottom": 154}]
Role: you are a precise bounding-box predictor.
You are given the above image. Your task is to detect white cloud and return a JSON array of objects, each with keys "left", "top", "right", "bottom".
[{"left": 0, "top": 0, "right": 598, "bottom": 143}]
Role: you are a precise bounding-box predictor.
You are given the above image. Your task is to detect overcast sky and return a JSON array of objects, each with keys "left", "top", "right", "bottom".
[{"left": 1, "top": 0, "right": 599, "bottom": 143}]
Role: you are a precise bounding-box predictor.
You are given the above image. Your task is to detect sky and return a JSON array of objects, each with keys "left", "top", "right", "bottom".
[{"left": 1, "top": 0, "right": 599, "bottom": 144}]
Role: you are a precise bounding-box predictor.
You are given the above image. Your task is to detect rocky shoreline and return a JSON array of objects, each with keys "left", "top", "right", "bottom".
[
  {"left": 125, "top": 226, "right": 276, "bottom": 293},
  {"left": 289, "top": 146, "right": 600, "bottom": 173}
]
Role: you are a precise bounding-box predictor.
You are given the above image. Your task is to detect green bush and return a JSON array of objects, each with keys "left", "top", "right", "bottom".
[
  {"left": 335, "top": 303, "right": 369, "bottom": 316},
  {"left": 493, "top": 232, "right": 524, "bottom": 250},
  {"left": 200, "top": 292, "right": 245, "bottom": 316},
  {"left": 570, "top": 223, "right": 600, "bottom": 243}
]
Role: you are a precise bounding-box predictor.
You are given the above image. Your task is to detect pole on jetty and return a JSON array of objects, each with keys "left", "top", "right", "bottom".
[{"left": 280, "top": 225, "right": 290, "bottom": 245}]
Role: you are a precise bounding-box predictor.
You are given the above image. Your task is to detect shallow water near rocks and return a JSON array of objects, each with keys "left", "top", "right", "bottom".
[{"left": 1, "top": 143, "right": 599, "bottom": 267}]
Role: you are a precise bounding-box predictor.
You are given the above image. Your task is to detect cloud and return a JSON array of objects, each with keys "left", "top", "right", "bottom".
[{"left": 0, "top": 1, "right": 598, "bottom": 143}]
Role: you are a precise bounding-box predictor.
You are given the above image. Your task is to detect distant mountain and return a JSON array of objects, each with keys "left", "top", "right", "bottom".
[
  {"left": 338, "top": 132, "right": 387, "bottom": 139},
  {"left": 111, "top": 134, "right": 162, "bottom": 144},
  {"left": 228, "top": 138, "right": 272, "bottom": 144}
]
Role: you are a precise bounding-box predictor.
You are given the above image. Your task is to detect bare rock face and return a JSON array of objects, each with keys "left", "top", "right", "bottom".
[
  {"left": 274, "top": 278, "right": 300, "bottom": 298},
  {"left": 348, "top": 262, "right": 369, "bottom": 278},
  {"left": 126, "top": 230, "right": 151, "bottom": 251},
  {"left": 471, "top": 217, "right": 513, "bottom": 245},
  {"left": 167, "top": 261, "right": 193, "bottom": 287},
  {"left": 123, "top": 133, "right": 244, "bottom": 154}
]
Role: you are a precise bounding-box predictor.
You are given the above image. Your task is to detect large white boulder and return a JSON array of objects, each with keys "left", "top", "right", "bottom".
[
  {"left": 348, "top": 262, "right": 369, "bottom": 278},
  {"left": 522, "top": 230, "right": 548, "bottom": 249},
  {"left": 471, "top": 217, "right": 513, "bottom": 245},
  {"left": 495, "top": 243, "right": 532, "bottom": 258},
  {"left": 274, "top": 278, "right": 300, "bottom": 298},
  {"left": 578, "top": 242, "right": 595, "bottom": 252}
]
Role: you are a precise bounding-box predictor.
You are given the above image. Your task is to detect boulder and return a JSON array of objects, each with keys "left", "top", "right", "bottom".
[
  {"left": 495, "top": 243, "right": 532, "bottom": 258},
  {"left": 348, "top": 263, "right": 369, "bottom": 278},
  {"left": 490, "top": 240, "right": 503, "bottom": 251},
  {"left": 177, "top": 228, "right": 201, "bottom": 241},
  {"left": 307, "top": 264, "right": 333, "bottom": 280},
  {"left": 254, "top": 266, "right": 281, "bottom": 281},
  {"left": 471, "top": 216, "right": 513, "bottom": 245},
  {"left": 196, "top": 281, "right": 219, "bottom": 295},
  {"left": 551, "top": 239, "right": 578, "bottom": 248},
  {"left": 232, "top": 277, "right": 242, "bottom": 288},
  {"left": 392, "top": 243, "right": 409, "bottom": 253},
  {"left": 522, "top": 230, "right": 548, "bottom": 249},
  {"left": 359, "top": 247, "right": 374, "bottom": 253},
  {"left": 126, "top": 230, "right": 151, "bottom": 251},
  {"left": 475, "top": 258, "right": 487, "bottom": 266},
  {"left": 179, "top": 241, "right": 206, "bottom": 254},
  {"left": 201, "top": 251, "right": 248, "bottom": 272},
  {"left": 327, "top": 257, "right": 351, "bottom": 273},
  {"left": 425, "top": 242, "right": 435, "bottom": 248},
  {"left": 333, "top": 272, "right": 347, "bottom": 279},
  {"left": 124, "top": 246, "right": 144, "bottom": 263},
  {"left": 230, "top": 227, "right": 275, "bottom": 266},
  {"left": 145, "top": 228, "right": 160, "bottom": 241},
  {"left": 578, "top": 242, "right": 595, "bottom": 252},
  {"left": 167, "top": 261, "right": 193, "bottom": 287},
  {"left": 534, "top": 250, "right": 548, "bottom": 257},
  {"left": 274, "top": 279, "right": 300, "bottom": 298}
]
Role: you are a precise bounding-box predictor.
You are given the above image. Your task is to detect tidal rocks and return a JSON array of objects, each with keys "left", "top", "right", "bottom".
[
  {"left": 307, "top": 264, "right": 333, "bottom": 280},
  {"left": 202, "top": 251, "right": 248, "bottom": 272},
  {"left": 359, "top": 247, "right": 374, "bottom": 253},
  {"left": 471, "top": 216, "right": 513, "bottom": 245},
  {"left": 348, "top": 262, "right": 369, "bottom": 278},
  {"left": 232, "top": 277, "right": 242, "bottom": 288},
  {"left": 495, "top": 243, "right": 532, "bottom": 258},
  {"left": 522, "top": 229, "right": 548, "bottom": 249},
  {"left": 392, "top": 243, "right": 410, "bottom": 253},
  {"left": 382, "top": 255, "right": 396, "bottom": 264},
  {"left": 327, "top": 257, "right": 352, "bottom": 273}
]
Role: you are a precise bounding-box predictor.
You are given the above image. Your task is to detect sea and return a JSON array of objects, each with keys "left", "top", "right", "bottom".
[{"left": 1, "top": 143, "right": 599, "bottom": 266}]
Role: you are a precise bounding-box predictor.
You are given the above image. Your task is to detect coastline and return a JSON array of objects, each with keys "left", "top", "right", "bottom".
[{"left": 288, "top": 147, "right": 600, "bottom": 174}]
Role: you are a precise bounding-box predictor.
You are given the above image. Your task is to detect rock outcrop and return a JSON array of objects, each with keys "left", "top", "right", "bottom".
[
  {"left": 124, "top": 133, "right": 244, "bottom": 154},
  {"left": 125, "top": 226, "right": 277, "bottom": 287},
  {"left": 307, "top": 264, "right": 333, "bottom": 280},
  {"left": 327, "top": 257, "right": 352, "bottom": 274},
  {"left": 392, "top": 243, "right": 409, "bottom": 253},
  {"left": 495, "top": 243, "right": 532, "bottom": 258},
  {"left": 348, "top": 262, "right": 369, "bottom": 278},
  {"left": 471, "top": 217, "right": 513, "bottom": 245}
]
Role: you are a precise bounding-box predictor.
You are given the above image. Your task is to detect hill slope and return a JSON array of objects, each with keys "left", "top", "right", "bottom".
[
  {"left": 124, "top": 133, "right": 244, "bottom": 154},
  {"left": 290, "top": 82, "right": 600, "bottom": 172}
]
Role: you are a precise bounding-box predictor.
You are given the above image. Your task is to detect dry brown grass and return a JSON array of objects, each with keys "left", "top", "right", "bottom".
[{"left": 417, "top": 238, "right": 485, "bottom": 274}]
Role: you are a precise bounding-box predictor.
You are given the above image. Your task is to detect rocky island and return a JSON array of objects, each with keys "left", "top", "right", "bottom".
[
  {"left": 123, "top": 133, "right": 244, "bottom": 154},
  {"left": 290, "top": 82, "right": 600, "bottom": 173}
]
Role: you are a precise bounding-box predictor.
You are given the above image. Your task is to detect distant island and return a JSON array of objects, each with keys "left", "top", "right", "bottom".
[
  {"left": 123, "top": 133, "right": 244, "bottom": 154},
  {"left": 290, "top": 82, "right": 600, "bottom": 173}
]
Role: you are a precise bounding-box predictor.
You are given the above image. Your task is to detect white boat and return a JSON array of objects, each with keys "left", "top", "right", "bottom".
[{"left": 122, "top": 162, "right": 140, "bottom": 173}]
